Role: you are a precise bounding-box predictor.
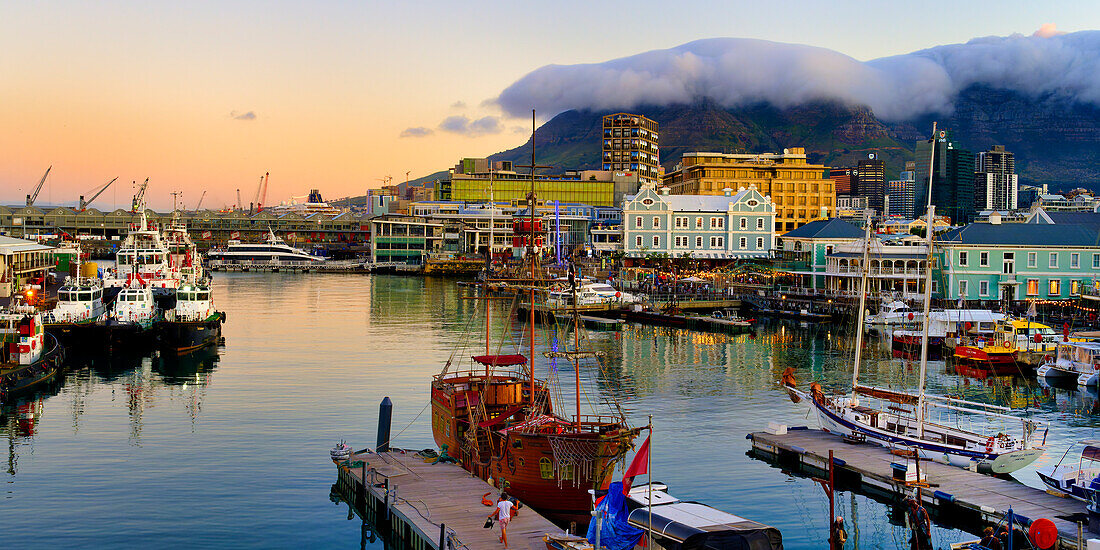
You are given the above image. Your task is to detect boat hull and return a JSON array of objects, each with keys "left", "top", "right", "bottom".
[
  {"left": 0, "top": 335, "right": 65, "bottom": 404},
  {"left": 161, "top": 315, "right": 223, "bottom": 353},
  {"left": 794, "top": 388, "right": 1043, "bottom": 474}
]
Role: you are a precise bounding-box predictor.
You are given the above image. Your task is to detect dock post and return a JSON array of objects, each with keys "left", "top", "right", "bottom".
[
  {"left": 377, "top": 397, "right": 392, "bottom": 452},
  {"left": 437, "top": 523, "right": 446, "bottom": 550},
  {"left": 383, "top": 478, "right": 390, "bottom": 520}
]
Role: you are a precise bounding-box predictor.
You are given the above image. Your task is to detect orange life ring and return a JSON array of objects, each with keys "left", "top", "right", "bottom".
[{"left": 985, "top": 436, "right": 995, "bottom": 453}]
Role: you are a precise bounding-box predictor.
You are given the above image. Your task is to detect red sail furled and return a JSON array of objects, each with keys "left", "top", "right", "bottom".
[
  {"left": 622, "top": 434, "right": 650, "bottom": 494},
  {"left": 854, "top": 385, "right": 919, "bottom": 405},
  {"left": 471, "top": 354, "right": 527, "bottom": 367}
]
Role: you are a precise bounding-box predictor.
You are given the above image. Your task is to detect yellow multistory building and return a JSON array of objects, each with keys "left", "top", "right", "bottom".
[{"left": 662, "top": 148, "right": 834, "bottom": 232}]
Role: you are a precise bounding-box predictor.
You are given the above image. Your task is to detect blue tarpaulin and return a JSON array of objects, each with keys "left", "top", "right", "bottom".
[{"left": 587, "top": 482, "right": 644, "bottom": 550}]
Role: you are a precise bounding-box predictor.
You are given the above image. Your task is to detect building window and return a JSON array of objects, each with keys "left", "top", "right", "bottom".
[
  {"left": 959, "top": 280, "right": 968, "bottom": 298},
  {"left": 695, "top": 236, "right": 703, "bottom": 248},
  {"left": 739, "top": 237, "right": 747, "bottom": 249},
  {"left": 674, "top": 236, "right": 688, "bottom": 248},
  {"left": 652, "top": 217, "right": 660, "bottom": 229},
  {"left": 979, "top": 280, "right": 989, "bottom": 296},
  {"left": 674, "top": 216, "right": 687, "bottom": 228},
  {"left": 1072, "top": 253, "right": 1080, "bottom": 268},
  {"left": 757, "top": 237, "right": 764, "bottom": 249},
  {"left": 635, "top": 235, "right": 643, "bottom": 247},
  {"left": 652, "top": 235, "right": 660, "bottom": 247},
  {"left": 959, "top": 251, "right": 968, "bottom": 266},
  {"left": 739, "top": 217, "right": 747, "bottom": 229},
  {"left": 710, "top": 236, "right": 725, "bottom": 248},
  {"left": 1026, "top": 279, "right": 1039, "bottom": 296},
  {"left": 1049, "top": 279, "right": 1061, "bottom": 296},
  {"left": 1094, "top": 254, "right": 1100, "bottom": 269},
  {"left": 979, "top": 252, "right": 989, "bottom": 267},
  {"left": 695, "top": 217, "right": 703, "bottom": 229},
  {"left": 1072, "top": 280, "right": 1080, "bottom": 295},
  {"left": 635, "top": 216, "right": 642, "bottom": 229},
  {"left": 1028, "top": 252, "right": 1037, "bottom": 268},
  {"left": 710, "top": 217, "right": 723, "bottom": 229},
  {"left": 1049, "top": 252, "right": 1058, "bottom": 268}
]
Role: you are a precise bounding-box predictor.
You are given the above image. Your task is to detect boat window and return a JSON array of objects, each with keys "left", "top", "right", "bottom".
[
  {"left": 560, "top": 463, "right": 575, "bottom": 480},
  {"left": 78, "top": 292, "right": 91, "bottom": 301},
  {"left": 58, "top": 291, "right": 71, "bottom": 301},
  {"left": 539, "top": 458, "right": 553, "bottom": 479},
  {"left": 198, "top": 292, "right": 209, "bottom": 300}
]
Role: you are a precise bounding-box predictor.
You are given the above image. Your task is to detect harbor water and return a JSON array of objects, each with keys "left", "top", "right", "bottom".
[{"left": 2, "top": 274, "right": 1098, "bottom": 548}]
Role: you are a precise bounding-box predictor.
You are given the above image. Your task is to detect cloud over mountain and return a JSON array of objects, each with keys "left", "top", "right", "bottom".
[
  {"left": 438, "top": 115, "right": 503, "bottom": 136},
  {"left": 495, "top": 26, "right": 1100, "bottom": 121}
]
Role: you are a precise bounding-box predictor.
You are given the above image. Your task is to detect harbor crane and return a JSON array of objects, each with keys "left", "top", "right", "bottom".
[
  {"left": 193, "top": 190, "right": 207, "bottom": 211},
  {"left": 26, "top": 166, "right": 52, "bottom": 207},
  {"left": 131, "top": 178, "right": 149, "bottom": 213},
  {"left": 252, "top": 172, "right": 270, "bottom": 213},
  {"left": 78, "top": 177, "right": 118, "bottom": 211}
]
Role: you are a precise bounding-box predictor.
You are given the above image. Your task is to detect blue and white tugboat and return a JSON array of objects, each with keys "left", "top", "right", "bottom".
[{"left": 0, "top": 305, "right": 65, "bottom": 405}]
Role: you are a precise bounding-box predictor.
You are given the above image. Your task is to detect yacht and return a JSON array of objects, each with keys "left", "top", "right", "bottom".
[
  {"left": 206, "top": 228, "right": 325, "bottom": 265},
  {"left": 1036, "top": 341, "right": 1100, "bottom": 386},
  {"left": 865, "top": 300, "right": 917, "bottom": 329},
  {"left": 546, "top": 281, "right": 636, "bottom": 307},
  {"left": 1037, "top": 440, "right": 1100, "bottom": 501}
]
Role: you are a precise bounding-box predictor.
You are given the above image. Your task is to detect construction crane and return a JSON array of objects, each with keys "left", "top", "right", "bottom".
[
  {"left": 193, "top": 190, "right": 207, "bottom": 211},
  {"left": 252, "top": 172, "right": 270, "bottom": 213},
  {"left": 26, "top": 166, "right": 52, "bottom": 207},
  {"left": 131, "top": 178, "right": 149, "bottom": 213},
  {"left": 78, "top": 177, "right": 118, "bottom": 211}
]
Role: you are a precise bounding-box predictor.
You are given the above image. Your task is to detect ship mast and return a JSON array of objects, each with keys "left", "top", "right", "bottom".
[
  {"left": 528, "top": 109, "right": 537, "bottom": 403},
  {"left": 916, "top": 122, "right": 938, "bottom": 438},
  {"left": 850, "top": 212, "right": 872, "bottom": 402},
  {"left": 485, "top": 165, "right": 493, "bottom": 358},
  {"left": 570, "top": 265, "right": 581, "bottom": 431}
]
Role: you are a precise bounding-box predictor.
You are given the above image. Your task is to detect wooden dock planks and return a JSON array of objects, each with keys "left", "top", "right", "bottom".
[
  {"left": 749, "top": 428, "right": 1091, "bottom": 548},
  {"left": 337, "top": 450, "right": 564, "bottom": 550}
]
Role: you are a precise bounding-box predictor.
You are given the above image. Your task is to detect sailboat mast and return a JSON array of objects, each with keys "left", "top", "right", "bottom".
[
  {"left": 572, "top": 266, "right": 581, "bottom": 431},
  {"left": 528, "top": 109, "right": 537, "bottom": 402},
  {"left": 485, "top": 166, "right": 494, "bottom": 357},
  {"left": 916, "top": 122, "right": 938, "bottom": 438},
  {"left": 850, "top": 213, "right": 873, "bottom": 399}
]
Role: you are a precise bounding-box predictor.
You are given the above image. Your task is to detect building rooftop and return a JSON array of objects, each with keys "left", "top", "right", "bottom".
[
  {"left": 0, "top": 235, "right": 55, "bottom": 254},
  {"left": 940, "top": 222, "right": 1100, "bottom": 247},
  {"left": 781, "top": 218, "right": 863, "bottom": 240}
]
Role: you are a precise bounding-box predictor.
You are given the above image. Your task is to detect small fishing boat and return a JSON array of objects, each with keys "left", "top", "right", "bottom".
[
  {"left": 624, "top": 482, "right": 783, "bottom": 550},
  {"left": 953, "top": 332, "right": 1018, "bottom": 372},
  {"left": 542, "top": 533, "right": 592, "bottom": 550},
  {"left": 1036, "top": 440, "right": 1100, "bottom": 501},
  {"left": 1036, "top": 341, "right": 1100, "bottom": 386},
  {"left": 0, "top": 308, "right": 65, "bottom": 405}
]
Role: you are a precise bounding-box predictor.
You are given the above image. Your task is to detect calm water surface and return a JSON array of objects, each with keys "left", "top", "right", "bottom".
[{"left": 2, "top": 274, "right": 1097, "bottom": 548}]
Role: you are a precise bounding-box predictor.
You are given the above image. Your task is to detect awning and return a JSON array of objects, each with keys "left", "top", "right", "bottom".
[
  {"left": 478, "top": 404, "right": 526, "bottom": 428},
  {"left": 472, "top": 354, "right": 527, "bottom": 367}
]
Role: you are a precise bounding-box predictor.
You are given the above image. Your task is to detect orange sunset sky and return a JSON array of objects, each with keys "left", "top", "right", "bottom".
[{"left": 2, "top": 1, "right": 1091, "bottom": 210}]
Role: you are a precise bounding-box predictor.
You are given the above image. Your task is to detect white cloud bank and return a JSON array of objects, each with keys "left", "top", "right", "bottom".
[{"left": 495, "top": 26, "right": 1100, "bottom": 121}]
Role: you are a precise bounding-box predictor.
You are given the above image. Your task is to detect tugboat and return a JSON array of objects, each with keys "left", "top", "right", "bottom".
[
  {"left": 163, "top": 281, "right": 224, "bottom": 353},
  {"left": 0, "top": 307, "right": 65, "bottom": 405},
  {"left": 44, "top": 248, "right": 108, "bottom": 345},
  {"left": 101, "top": 284, "right": 161, "bottom": 349}
]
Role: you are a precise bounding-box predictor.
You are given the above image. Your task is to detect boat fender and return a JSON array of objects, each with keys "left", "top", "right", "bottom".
[
  {"left": 932, "top": 490, "right": 955, "bottom": 503},
  {"left": 985, "top": 436, "right": 995, "bottom": 453}
]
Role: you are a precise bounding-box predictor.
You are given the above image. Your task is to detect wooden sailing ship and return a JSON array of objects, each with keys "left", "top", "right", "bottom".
[{"left": 432, "top": 115, "right": 640, "bottom": 525}]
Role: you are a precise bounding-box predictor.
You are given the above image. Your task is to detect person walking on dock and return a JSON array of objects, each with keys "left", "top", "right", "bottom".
[
  {"left": 488, "top": 492, "right": 514, "bottom": 548},
  {"left": 905, "top": 497, "right": 932, "bottom": 550},
  {"left": 829, "top": 516, "right": 848, "bottom": 549}
]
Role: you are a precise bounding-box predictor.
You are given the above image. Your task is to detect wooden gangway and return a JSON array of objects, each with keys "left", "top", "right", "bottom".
[
  {"left": 749, "top": 427, "right": 1093, "bottom": 548},
  {"left": 332, "top": 449, "right": 564, "bottom": 550}
]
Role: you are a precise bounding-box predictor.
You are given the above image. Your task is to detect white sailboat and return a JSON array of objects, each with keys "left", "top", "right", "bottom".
[{"left": 783, "top": 123, "right": 1046, "bottom": 474}]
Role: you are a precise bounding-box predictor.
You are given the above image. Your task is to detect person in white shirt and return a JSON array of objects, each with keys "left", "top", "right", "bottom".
[{"left": 487, "top": 492, "right": 515, "bottom": 548}]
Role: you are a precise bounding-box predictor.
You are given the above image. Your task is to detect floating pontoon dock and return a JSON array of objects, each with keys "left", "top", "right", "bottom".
[{"left": 749, "top": 427, "right": 1095, "bottom": 548}]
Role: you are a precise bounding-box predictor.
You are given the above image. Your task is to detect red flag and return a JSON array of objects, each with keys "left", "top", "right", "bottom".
[{"left": 622, "top": 435, "right": 650, "bottom": 494}]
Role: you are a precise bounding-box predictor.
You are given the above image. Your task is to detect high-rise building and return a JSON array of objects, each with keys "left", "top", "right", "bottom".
[
  {"left": 887, "top": 178, "right": 915, "bottom": 219},
  {"left": 974, "top": 145, "right": 1018, "bottom": 212},
  {"left": 914, "top": 129, "right": 975, "bottom": 224},
  {"left": 662, "top": 148, "right": 834, "bottom": 232},
  {"left": 855, "top": 154, "right": 886, "bottom": 214},
  {"left": 829, "top": 168, "right": 854, "bottom": 195},
  {"left": 602, "top": 113, "right": 660, "bottom": 187}
]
